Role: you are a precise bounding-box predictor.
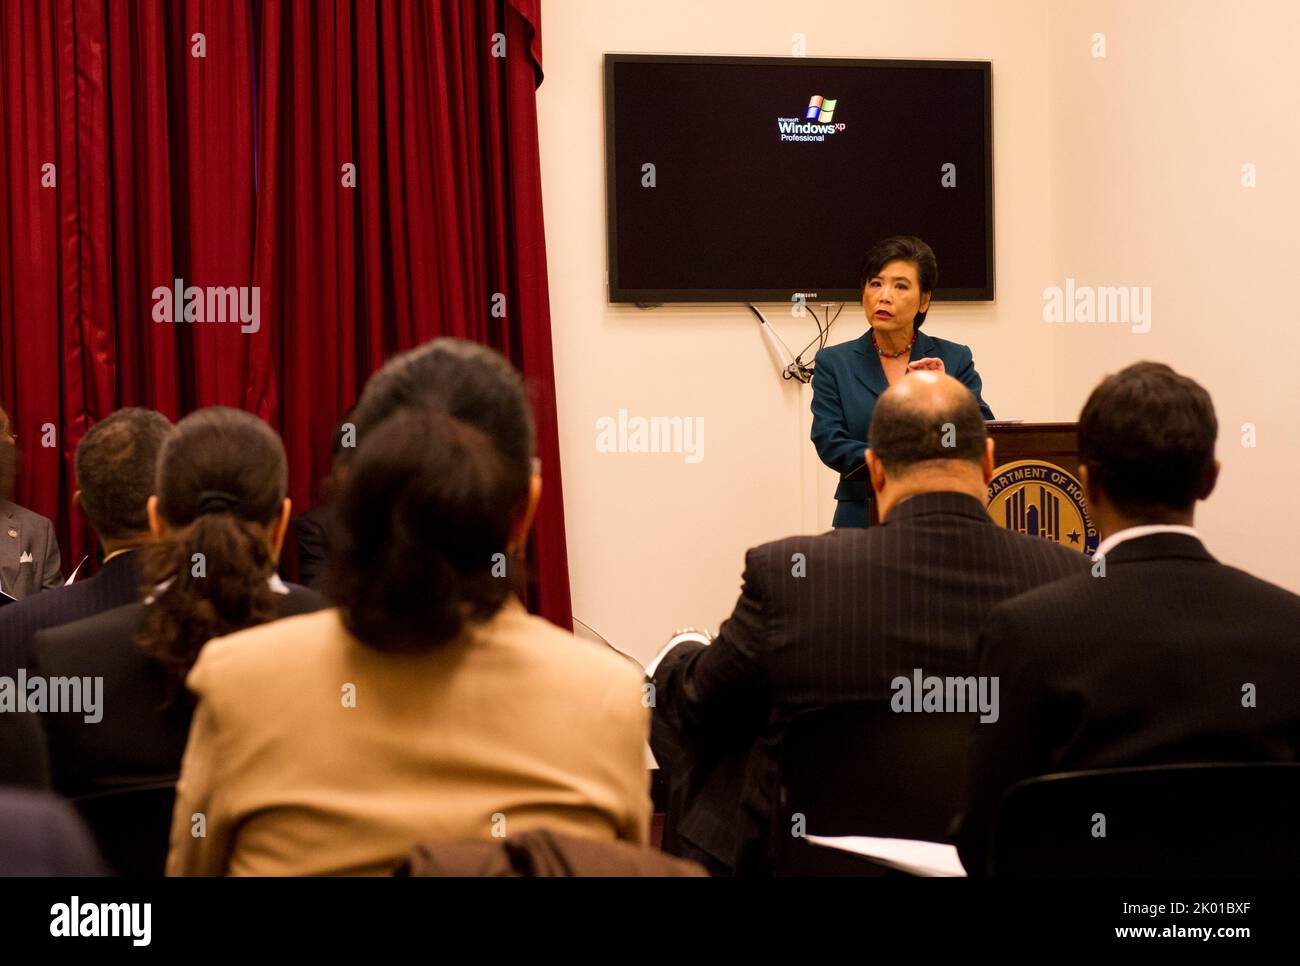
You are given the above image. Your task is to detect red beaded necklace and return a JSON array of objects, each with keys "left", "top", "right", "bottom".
[{"left": 871, "top": 328, "right": 915, "bottom": 359}]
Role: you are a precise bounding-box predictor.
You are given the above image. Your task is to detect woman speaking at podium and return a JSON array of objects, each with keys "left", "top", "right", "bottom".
[{"left": 810, "top": 235, "right": 995, "bottom": 528}]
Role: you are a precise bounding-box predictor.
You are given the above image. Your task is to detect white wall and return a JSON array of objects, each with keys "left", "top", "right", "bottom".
[
  {"left": 538, "top": 0, "right": 1300, "bottom": 664},
  {"left": 1045, "top": 0, "right": 1300, "bottom": 590}
]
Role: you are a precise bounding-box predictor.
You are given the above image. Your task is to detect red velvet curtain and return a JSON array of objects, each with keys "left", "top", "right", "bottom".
[{"left": 0, "top": 0, "right": 571, "bottom": 626}]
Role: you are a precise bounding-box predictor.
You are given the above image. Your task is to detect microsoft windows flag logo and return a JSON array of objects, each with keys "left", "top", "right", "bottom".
[{"left": 804, "top": 95, "right": 838, "bottom": 123}]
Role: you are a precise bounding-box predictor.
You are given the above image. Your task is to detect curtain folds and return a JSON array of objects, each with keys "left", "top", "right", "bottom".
[{"left": 0, "top": 0, "right": 571, "bottom": 627}]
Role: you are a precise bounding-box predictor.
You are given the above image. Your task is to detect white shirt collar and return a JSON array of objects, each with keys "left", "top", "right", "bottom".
[
  {"left": 1093, "top": 524, "right": 1202, "bottom": 561},
  {"left": 144, "top": 572, "right": 291, "bottom": 605}
]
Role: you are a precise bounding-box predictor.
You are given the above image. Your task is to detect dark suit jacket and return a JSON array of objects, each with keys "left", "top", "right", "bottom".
[
  {"left": 292, "top": 505, "right": 332, "bottom": 590},
  {"left": 650, "top": 491, "right": 1088, "bottom": 874},
  {"left": 957, "top": 532, "right": 1300, "bottom": 875},
  {"left": 0, "top": 788, "right": 106, "bottom": 875},
  {"left": 810, "top": 329, "right": 995, "bottom": 528},
  {"left": 0, "top": 499, "right": 62, "bottom": 600},
  {"left": 0, "top": 548, "right": 143, "bottom": 680},
  {"left": 33, "top": 584, "right": 325, "bottom": 799}
]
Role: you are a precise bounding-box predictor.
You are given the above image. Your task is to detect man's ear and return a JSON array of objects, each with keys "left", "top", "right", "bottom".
[
  {"left": 146, "top": 495, "right": 165, "bottom": 539},
  {"left": 1200, "top": 459, "right": 1221, "bottom": 501},
  {"left": 866, "top": 449, "right": 887, "bottom": 495},
  {"left": 982, "top": 438, "right": 996, "bottom": 484},
  {"left": 270, "top": 497, "right": 292, "bottom": 563}
]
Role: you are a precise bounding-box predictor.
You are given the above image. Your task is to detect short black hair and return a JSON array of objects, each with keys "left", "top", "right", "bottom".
[
  {"left": 75, "top": 408, "right": 173, "bottom": 539},
  {"left": 1078, "top": 362, "right": 1217, "bottom": 516},
  {"left": 859, "top": 235, "right": 939, "bottom": 326},
  {"left": 869, "top": 383, "right": 987, "bottom": 474}
]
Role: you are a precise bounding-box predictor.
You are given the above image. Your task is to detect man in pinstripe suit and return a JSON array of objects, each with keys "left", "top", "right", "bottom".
[{"left": 650, "top": 372, "right": 1087, "bottom": 875}]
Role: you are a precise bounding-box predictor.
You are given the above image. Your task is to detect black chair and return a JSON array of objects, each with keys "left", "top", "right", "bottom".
[
  {"left": 991, "top": 763, "right": 1300, "bottom": 876},
  {"left": 772, "top": 702, "right": 977, "bottom": 875},
  {"left": 72, "top": 779, "right": 177, "bottom": 877},
  {"left": 0, "top": 709, "right": 52, "bottom": 790}
]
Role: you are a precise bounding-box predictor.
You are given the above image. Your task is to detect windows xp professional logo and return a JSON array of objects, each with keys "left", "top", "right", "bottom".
[
  {"left": 804, "top": 95, "right": 837, "bottom": 122},
  {"left": 778, "top": 95, "right": 846, "bottom": 142}
]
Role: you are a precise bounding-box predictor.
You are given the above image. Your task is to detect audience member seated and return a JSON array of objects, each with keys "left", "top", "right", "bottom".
[
  {"left": 0, "top": 407, "right": 172, "bottom": 679},
  {"left": 649, "top": 372, "right": 1089, "bottom": 876},
  {"left": 956, "top": 362, "right": 1300, "bottom": 875},
  {"left": 166, "top": 339, "right": 651, "bottom": 876},
  {"left": 0, "top": 788, "right": 105, "bottom": 875},
  {"left": 33, "top": 407, "right": 323, "bottom": 799},
  {"left": 0, "top": 406, "right": 62, "bottom": 600},
  {"left": 291, "top": 405, "right": 354, "bottom": 590}
]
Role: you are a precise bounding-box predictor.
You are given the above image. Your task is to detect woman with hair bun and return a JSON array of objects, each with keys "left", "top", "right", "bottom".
[
  {"left": 34, "top": 407, "right": 324, "bottom": 806},
  {"left": 168, "top": 339, "right": 651, "bottom": 876}
]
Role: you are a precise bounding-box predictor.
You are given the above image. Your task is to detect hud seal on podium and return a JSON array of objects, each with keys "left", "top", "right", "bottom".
[{"left": 987, "top": 459, "right": 1097, "bottom": 555}]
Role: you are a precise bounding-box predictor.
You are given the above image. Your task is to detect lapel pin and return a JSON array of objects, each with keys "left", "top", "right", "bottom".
[{"left": 6, "top": 529, "right": 15, "bottom": 538}]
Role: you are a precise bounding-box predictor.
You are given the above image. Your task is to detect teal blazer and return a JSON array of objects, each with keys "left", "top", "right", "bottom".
[{"left": 810, "top": 328, "right": 995, "bottom": 528}]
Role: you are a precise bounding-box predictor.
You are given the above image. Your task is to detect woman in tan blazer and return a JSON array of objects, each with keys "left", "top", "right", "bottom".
[{"left": 167, "top": 340, "right": 651, "bottom": 876}]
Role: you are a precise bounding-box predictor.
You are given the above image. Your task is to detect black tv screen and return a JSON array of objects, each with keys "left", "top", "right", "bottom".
[{"left": 604, "top": 54, "right": 993, "bottom": 304}]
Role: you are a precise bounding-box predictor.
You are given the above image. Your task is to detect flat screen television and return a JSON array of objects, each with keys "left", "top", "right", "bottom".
[{"left": 604, "top": 54, "right": 993, "bottom": 304}]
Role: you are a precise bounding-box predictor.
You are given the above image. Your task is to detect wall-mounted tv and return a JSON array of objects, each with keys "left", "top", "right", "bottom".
[{"left": 604, "top": 54, "right": 993, "bottom": 304}]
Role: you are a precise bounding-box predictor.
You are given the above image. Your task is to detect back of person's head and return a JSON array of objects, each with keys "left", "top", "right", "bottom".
[
  {"left": 343, "top": 337, "right": 534, "bottom": 469},
  {"left": 869, "top": 371, "right": 988, "bottom": 478},
  {"left": 1078, "top": 361, "right": 1218, "bottom": 518},
  {"left": 75, "top": 408, "right": 173, "bottom": 542},
  {"left": 137, "top": 407, "right": 290, "bottom": 696},
  {"left": 329, "top": 339, "right": 535, "bottom": 652}
]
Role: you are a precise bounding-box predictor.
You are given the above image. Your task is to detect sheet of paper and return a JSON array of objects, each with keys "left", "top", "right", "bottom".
[{"left": 805, "top": 835, "right": 967, "bottom": 877}]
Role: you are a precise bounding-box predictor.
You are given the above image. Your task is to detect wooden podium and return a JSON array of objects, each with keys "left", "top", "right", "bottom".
[
  {"left": 984, "top": 421, "right": 1079, "bottom": 475},
  {"left": 859, "top": 421, "right": 1083, "bottom": 530}
]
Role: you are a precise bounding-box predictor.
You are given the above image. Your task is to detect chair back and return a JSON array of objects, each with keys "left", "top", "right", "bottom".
[
  {"left": 73, "top": 779, "right": 177, "bottom": 877},
  {"left": 992, "top": 763, "right": 1300, "bottom": 876},
  {"left": 773, "top": 701, "right": 976, "bottom": 874}
]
